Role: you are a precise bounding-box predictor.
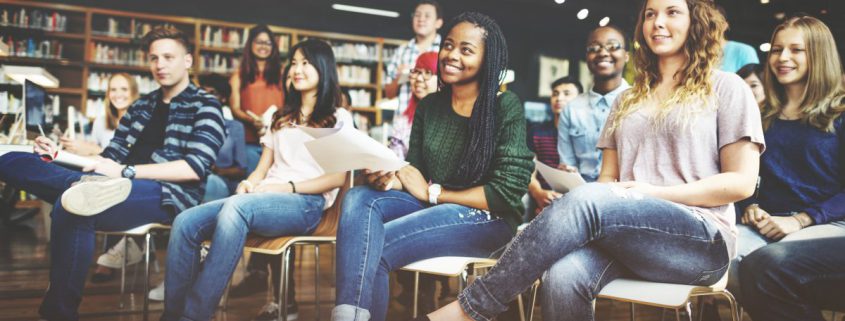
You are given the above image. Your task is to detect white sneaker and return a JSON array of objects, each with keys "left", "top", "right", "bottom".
[
  {"left": 61, "top": 177, "right": 131, "bottom": 216},
  {"left": 148, "top": 281, "right": 165, "bottom": 301},
  {"left": 96, "top": 237, "right": 143, "bottom": 269}
]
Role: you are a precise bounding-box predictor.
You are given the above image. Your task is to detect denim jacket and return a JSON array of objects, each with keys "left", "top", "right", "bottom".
[{"left": 557, "top": 81, "right": 629, "bottom": 182}]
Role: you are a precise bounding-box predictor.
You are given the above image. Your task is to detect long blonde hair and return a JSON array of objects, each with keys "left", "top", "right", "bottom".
[
  {"left": 761, "top": 15, "right": 845, "bottom": 133},
  {"left": 105, "top": 73, "right": 139, "bottom": 130},
  {"left": 608, "top": 0, "right": 727, "bottom": 133}
]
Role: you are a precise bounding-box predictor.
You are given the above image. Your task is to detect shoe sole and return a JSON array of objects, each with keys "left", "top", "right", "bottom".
[{"left": 61, "top": 178, "right": 132, "bottom": 216}]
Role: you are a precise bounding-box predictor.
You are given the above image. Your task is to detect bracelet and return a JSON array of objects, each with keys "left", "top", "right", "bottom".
[
  {"left": 239, "top": 180, "right": 254, "bottom": 190},
  {"left": 288, "top": 181, "right": 297, "bottom": 193},
  {"left": 791, "top": 215, "right": 806, "bottom": 229}
]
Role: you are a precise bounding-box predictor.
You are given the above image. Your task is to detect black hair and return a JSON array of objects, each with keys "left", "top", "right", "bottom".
[
  {"left": 281, "top": 62, "right": 293, "bottom": 96},
  {"left": 587, "top": 25, "right": 628, "bottom": 49},
  {"left": 439, "top": 12, "right": 508, "bottom": 189},
  {"left": 198, "top": 73, "right": 232, "bottom": 102},
  {"left": 240, "top": 24, "right": 283, "bottom": 89},
  {"left": 272, "top": 39, "right": 340, "bottom": 130},
  {"left": 551, "top": 76, "right": 584, "bottom": 94},
  {"left": 415, "top": 0, "right": 443, "bottom": 19},
  {"left": 736, "top": 63, "right": 764, "bottom": 81}
]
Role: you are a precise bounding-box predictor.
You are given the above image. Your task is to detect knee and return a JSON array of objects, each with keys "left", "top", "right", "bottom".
[
  {"left": 217, "top": 197, "right": 251, "bottom": 226},
  {"left": 739, "top": 243, "right": 791, "bottom": 288},
  {"left": 340, "top": 187, "right": 380, "bottom": 222}
]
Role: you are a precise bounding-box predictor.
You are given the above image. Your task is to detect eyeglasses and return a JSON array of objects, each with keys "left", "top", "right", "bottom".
[
  {"left": 410, "top": 68, "right": 435, "bottom": 80},
  {"left": 253, "top": 40, "right": 273, "bottom": 47},
  {"left": 586, "top": 42, "right": 624, "bottom": 53}
]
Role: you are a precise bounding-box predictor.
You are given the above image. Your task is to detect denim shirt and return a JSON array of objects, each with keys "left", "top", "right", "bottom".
[{"left": 557, "top": 80, "right": 630, "bottom": 182}]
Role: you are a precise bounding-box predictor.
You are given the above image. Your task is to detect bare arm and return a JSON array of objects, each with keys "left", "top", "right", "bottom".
[
  {"left": 135, "top": 160, "right": 200, "bottom": 182},
  {"left": 228, "top": 74, "right": 253, "bottom": 123},
  {"left": 439, "top": 186, "right": 489, "bottom": 210},
  {"left": 596, "top": 149, "right": 619, "bottom": 183}
]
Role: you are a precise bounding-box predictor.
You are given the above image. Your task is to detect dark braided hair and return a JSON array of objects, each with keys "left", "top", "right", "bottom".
[{"left": 440, "top": 12, "right": 508, "bottom": 189}]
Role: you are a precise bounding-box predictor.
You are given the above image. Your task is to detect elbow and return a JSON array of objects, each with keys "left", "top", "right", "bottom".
[{"left": 730, "top": 176, "right": 758, "bottom": 201}]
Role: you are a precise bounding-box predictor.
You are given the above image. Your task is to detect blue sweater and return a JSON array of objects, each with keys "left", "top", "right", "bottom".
[{"left": 746, "top": 117, "right": 845, "bottom": 224}]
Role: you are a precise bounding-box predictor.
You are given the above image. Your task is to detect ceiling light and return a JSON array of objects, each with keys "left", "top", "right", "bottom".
[
  {"left": 1, "top": 66, "right": 60, "bottom": 88},
  {"left": 599, "top": 17, "right": 610, "bottom": 26},
  {"left": 774, "top": 12, "right": 786, "bottom": 20},
  {"left": 331, "top": 4, "right": 400, "bottom": 18},
  {"left": 554, "top": 0, "right": 566, "bottom": 4},
  {"left": 760, "top": 0, "right": 769, "bottom": 4},
  {"left": 760, "top": 43, "right": 771, "bottom": 52},
  {"left": 577, "top": 9, "right": 589, "bottom": 20}
]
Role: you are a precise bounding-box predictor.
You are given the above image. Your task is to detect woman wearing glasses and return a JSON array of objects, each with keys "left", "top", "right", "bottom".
[
  {"left": 388, "top": 51, "right": 439, "bottom": 159},
  {"left": 229, "top": 24, "right": 285, "bottom": 174}
]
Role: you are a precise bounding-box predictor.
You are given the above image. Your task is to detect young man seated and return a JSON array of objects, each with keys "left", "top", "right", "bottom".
[{"left": 0, "top": 27, "right": 225, "bottom": 321}]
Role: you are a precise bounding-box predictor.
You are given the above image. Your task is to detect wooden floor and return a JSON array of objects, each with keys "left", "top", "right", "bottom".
[{"left": 1, "top": 208, "right": 835, "bottom": 321}]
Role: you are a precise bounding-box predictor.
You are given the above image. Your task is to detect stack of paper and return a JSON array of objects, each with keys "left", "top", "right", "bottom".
[
  {"left": 299, "top": 123, "right": 407, "bottom": 173},
  {"left": 534, "top": 159, "right": 586, "bottom": 193}
]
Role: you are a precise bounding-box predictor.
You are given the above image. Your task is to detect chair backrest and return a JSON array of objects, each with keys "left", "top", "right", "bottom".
[{"left": 310, "top": 171, "right": 353, "bottom": 237}]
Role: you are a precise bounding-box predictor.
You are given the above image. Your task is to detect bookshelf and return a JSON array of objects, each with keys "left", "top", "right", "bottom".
[{"left": 0, "top": 0, "right": 404, "bottom": 128}]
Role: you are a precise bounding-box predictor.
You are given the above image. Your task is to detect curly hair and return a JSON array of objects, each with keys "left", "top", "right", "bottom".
[
  {"left": 608, "top": 0, "right": 727, "bottom": 134},
  {"left": 761, "top": 15, "right": 845, "bottom": 133}
]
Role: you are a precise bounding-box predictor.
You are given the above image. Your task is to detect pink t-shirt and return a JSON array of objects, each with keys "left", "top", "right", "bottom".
[
  {"left": 597, "top": 70, "right": 766, "bottom": 258},
  {"left": 259, "top": 108, "right": 354, "bottom": 209}
]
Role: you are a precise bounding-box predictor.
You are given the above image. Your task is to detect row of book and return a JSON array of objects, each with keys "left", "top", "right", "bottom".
[
  {"left": 198, "top": 53, "right": 240, "bottom": 75},
  {"left": 1, "top": 36, "right": 64, "bottom": 59},
  {"left": 338, "top": 65, "right": 372, "bottom": 85},
  {"left": 91, "top": 18, "right": 179, "bottom": 40},
  {"left": 0, "top": 7, "right": 68, "bottom": 32},
  {"left": 87, "top": 72, "right": 158, "bottom": 95},
  {"left": 89, "top": 42, "right": 146, "bottom": 66}
]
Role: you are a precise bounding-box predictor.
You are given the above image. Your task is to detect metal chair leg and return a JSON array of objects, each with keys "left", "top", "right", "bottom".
[
  {"left": 527, "top": 282, "right": 539, "bottom": 321},
  {"left": 143, "top": 232, "right": 151, "bottom": 321},
  {"left": 685, "top": 302, "right": 693, "bottom": 321},
  {"left": 315, "top": 244, "right": 321, "bottom": 321},
  {"left": 630, "top": 302, "right": 635, "bottom": 321},
  {"left": 278, "top": 247, "right": 292, "bottom": 321},
  {"left": 120, "top": 236, "right": 127, "bottom": 309},
  {"left": 412, "top": 271, "right": 420, "bottom": 318},
  {"left": 720, "top": 291, "right": 740, "bottom": 321}
]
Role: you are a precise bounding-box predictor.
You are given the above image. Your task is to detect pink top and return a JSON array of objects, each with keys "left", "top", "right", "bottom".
[
  {"left": 259, "top": 108, "right": 354, "bottom": 209},
  {"left": 597, "top": 70, "right": 766, "bottom": 258}
]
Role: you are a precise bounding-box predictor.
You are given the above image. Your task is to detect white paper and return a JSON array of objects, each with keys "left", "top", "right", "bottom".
[
  {"left": 534, "top": 159, "right": 586, "bottom": 193},
  {"left": 0, "top": 144, "right": 34, "bottom": 156},
  {"left": 54, "top": 151, "right": 96, "bottom": 169},
  {"left": 300, "top": 123, "right": 407, "bottom": 173}
]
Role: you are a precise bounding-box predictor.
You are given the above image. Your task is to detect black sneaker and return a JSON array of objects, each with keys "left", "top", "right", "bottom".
[
  {"left": 230, "top": 271, "right": 269, "bottom": 298},
  {"left": 254, "top": 301, "right": 299, "bottom": 321}
]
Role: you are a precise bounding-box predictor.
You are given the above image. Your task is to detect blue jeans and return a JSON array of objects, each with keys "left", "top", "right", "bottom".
[
  {"left": 740, "top": 231, "right": 845, "bottom": 321},
  {"left": 245, "top": 144, "right": 262, "bottom": 175},
  {"left": 202, "top": 174, "right": 237, "bottom": 203},
  {"left": 457, "top": 183, "right": 729, "bottom": 321},
  {"left": 332, "top": 187, "right": 513, "bottom": 321},
  {"left": 0, "top": 152, "right": 173, "bottom": 321},
  {"left": 729, "top": 221, "right": 845, "bottom": 303},
  {"left": 162, "top": 192, "right": 324, "bottom": 321}
]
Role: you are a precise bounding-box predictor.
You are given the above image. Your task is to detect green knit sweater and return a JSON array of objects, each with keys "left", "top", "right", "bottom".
[{"left": 406, "top": 90, "right": 534, "bottom": 230}]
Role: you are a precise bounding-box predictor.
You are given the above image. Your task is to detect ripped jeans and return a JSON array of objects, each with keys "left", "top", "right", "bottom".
[{"left": 332, "top": 187, "right": 513, "bottom": 321}]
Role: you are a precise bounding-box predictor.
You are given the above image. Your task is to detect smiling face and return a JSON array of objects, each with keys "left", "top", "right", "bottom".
[
  {"left": 108, "top": 75, "right": 134, "bottom": 110},
  {"left": 290, "top": 49, "right": 319, "bottom": 93},
  {"left": 769, "top": 27, "right": 809, "bottom": 88},
  {"left": 586, "top": 27, "right": 628, "bottom": 80},
  {"left": 148, "top": 38, "right": 192, "bottom": 88},
  {"left": 439, "top": 22, "right": 486, "bottom": 86},
  {"left": 642, "top": 0, "right": 691, "bottom": 59},
  {"left": 251, "top": 32, "right": 273, "bottom": 60},
  {"left": 410, "top": 68, "right": 438, "bottom": 100},
  {"left": 412, "top": 4, "right": 443, "bottom": 38}
]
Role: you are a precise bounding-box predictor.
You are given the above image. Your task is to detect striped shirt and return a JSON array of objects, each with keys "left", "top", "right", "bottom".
[
  {"left": 527, "top": 121, "right": 559, "bottom": 190},
  {"left": 385, "top": 34, "right": 441, "bottom": 115},
  {"left": 101, "top": 83, "right": 226, "bottom": 213}
]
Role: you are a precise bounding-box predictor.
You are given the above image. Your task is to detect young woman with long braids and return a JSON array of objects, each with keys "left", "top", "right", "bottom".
[
  {"left": 230, "top": 24, "right": 285, "bottom": 173},
  {"left": 332, "top": 12, "right": 534, "bottom": 321},
  {"left": 161, "top": 39, "right": 352, "bottom": 321},
  {"left": 418, "top": 1, "right": 765, "bottom": 320}
]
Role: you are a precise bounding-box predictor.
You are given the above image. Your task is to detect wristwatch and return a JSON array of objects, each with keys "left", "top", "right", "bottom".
[
  {"left": 121, "top": 165, "right": 136, "bottom": 179},
  {"left": 428, "top": 183, "right": 442, "bottom": 205}
]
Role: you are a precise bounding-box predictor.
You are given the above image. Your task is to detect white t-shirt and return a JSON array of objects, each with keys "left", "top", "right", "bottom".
[
  {"left": 258, "top": 108, "right": 354, "bottom": 209},
  {"left": 89, "top": 116, "right": 115, "bottom": 148}
]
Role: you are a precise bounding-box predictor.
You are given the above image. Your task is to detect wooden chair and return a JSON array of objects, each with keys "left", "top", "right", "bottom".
[
  {"left": 239, "top": 172, "right": 353, "bottom": 321},
  {"left": 98, "top": 223, "right": 171, "bottom": 321}
]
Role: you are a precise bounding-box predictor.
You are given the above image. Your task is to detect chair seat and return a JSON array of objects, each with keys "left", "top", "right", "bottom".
[
  {"left": 597, "top": 273, "right": 729, "bottom": 309},
  {"left": 98, "top": 223, "right": 171, "bottom": 236},
  {"left": 401, "top": 256, "right": 497, "bottom": 277},
  {"left": 243, "top": 235, "right": 336, "bottom": 255}
]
